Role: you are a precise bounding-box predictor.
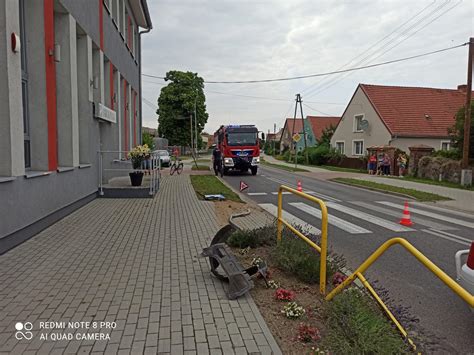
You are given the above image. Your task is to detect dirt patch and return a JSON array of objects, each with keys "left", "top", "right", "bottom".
[
  {"left": 212, "top": 200, "right": 248, "bottom": 227},
  {"left": 233, "top": 245, "right": 328, "bottom": 354}
]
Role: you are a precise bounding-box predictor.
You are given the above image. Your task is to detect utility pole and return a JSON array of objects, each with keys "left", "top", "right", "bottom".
[
  {"left": 461, "top": 37, "right": 473, "bottom": 186},
  {"left": 273, "top": 123, "right": 276, "bottom": 156},
  {"left": 194, "top": 93, "right": 198, "bottom": 158},
  {"left": 291, "top": 95, "right": 298, "bottom": 168},
  {"left": 190, "top": 114, "right": 194, "bottom": 156},
  {"left": 298, "top": 94, "right": 309, "bottom": 165}
]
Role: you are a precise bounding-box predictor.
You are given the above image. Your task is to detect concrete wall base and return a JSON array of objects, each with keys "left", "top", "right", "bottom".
[
  {"left": 0, "top": 192, "right": 97, "bottom": 255},
  {"left": 461, "top": 169, "right": 473, "bottom": 187}
]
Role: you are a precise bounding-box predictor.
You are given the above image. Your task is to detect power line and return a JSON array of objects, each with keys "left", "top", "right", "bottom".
[
  {"left": 142, "top": 42, "right": 467, "bottom": 84},
  {"left": 303, "top": 0, "right": 457, "bottom": 99},
  {"left": 303, "top": 103, "right": 334, "bottom": 117},
  {"left": 300, "top": 0, "right": 438, "bottom": 96}
]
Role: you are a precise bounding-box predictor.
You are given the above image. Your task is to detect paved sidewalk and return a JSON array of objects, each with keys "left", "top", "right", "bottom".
[{"left": 0, "top": 175, "right": 281, "bottom": 354}]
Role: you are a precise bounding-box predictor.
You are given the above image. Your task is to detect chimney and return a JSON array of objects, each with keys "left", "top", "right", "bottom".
[{"left": 457, "top": 84, "right": 467, "bottom": 92}]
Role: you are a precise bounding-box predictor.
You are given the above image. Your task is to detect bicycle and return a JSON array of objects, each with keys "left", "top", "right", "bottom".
[{"left": 170, "top": 158, "right": 184, "bottom": 175}]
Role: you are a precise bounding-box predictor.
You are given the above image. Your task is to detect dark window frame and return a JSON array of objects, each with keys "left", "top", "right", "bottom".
[{"left": 19, "top": 0, "right": 30, "bottom": 168}]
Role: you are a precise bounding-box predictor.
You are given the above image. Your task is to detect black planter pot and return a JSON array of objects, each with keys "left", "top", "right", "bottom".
[{"left": 129, "top": 171, "right": 144, "bottom": 186}]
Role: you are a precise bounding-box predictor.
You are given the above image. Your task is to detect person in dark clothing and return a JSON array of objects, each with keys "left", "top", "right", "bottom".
[{"left": 212, "top": 145, "right": 222, "bottom": 176}]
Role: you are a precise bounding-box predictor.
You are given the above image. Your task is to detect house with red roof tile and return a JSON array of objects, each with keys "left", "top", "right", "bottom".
[
  {"left": 330, "top": 83, "right": 469, "bottom": 157},
  {"left": 280, "top": 116, "right": 341, "bottom": 152}
]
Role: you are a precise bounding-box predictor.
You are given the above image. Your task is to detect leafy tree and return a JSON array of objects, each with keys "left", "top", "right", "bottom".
[
  {"left": 318, "top": 124, "right": 337, "bottom": 146},
  {"left": 157, "top": 71, "right": 209, "bottom": 147},
  {"left": 142, "top": 132, "right": 155, "bottom": 150},
  {"left": 448, "top": 102, "right": 474, "bottom": 159}
]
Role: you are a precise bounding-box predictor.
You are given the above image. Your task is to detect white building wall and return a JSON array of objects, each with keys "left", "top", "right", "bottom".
[{"left": 331, "top": 86, "right": 392, "bottom": 157}]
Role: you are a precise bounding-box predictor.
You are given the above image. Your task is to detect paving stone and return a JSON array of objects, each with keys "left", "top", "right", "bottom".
[{"left": 0, "top": 176, "right": 281, "bottom": 355}]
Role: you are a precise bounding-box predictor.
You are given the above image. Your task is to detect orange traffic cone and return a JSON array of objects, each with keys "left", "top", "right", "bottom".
[
  {"left": 399, "top": 201, "right": 414, "bottom": 226},
  {"left": 297, "top": 180, "right": 303, "bottom": 192}
]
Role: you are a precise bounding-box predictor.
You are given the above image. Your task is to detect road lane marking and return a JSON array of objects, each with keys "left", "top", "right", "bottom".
[
  {"left": 271, "top": 192, "right": 292, "bottom": 195},
  {"left": 377, "top": 202, "right": 474, "bottom": 229},
  {"left": 428, "top": 229, "right": 472, "bottom": 243},
  {"left": 258, "top": 203, "right": 321, "bottom": 235},
  {"left": 265, "top": 177, "right": 341, "bottom": 201},
  {"left": 422, "top": 229, "right": 471, "bottom": 246},
  {"left": 411, "top": 202, "right": 474, "bottom": 219},
  {"left": 349, "top": 201, "right": 458, "bottom": 231},
  {"left": 325, "top": 202, "right": 414, "bottom": 232},
  {"left": 247, "top": 192, "right": 268, "bottom": 196},
  {"left": 290, "top": 202, "right": 372, "bottom": 234}
]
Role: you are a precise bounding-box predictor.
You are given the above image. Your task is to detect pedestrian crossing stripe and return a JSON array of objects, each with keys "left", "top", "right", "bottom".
[
  {"left": 325, "top": 201, "right": 413, "bottom": 232},
  {"left": 289, "top": 202, "right": 371, "bottom": 234},
  {"left": 377, "top": 201, "right": 474, "bottom": 229},
  {"left": 258, "top": 203, "right": 321, "bottom": 235}
]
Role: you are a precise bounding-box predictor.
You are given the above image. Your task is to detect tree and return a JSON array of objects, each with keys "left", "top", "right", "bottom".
[
  {"left": 318, "top": 124, "right": 337, "bottom": 147},
  {"left": 157, "top": 71, "right": 209, "bottom": 147},
  {"left": 448, "top": 102, "right": 474, "bottom": 159},
  {"left": 142, "top": 132, "right": 155, "bottom": 150}
]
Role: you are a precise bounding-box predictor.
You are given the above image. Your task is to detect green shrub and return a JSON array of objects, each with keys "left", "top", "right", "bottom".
[
  {"left": 308, "top": 144, "right": 331, "bottom": 165},
  {"left": 432, "top": 148, "right": 461, "bottom": 160},
  {"left": 322, "top": 288, "right": 409, "bottom": 354},
  {"left": 271, "top": 230, "right": 341, "bottom": 284},
  {"left": 227, "top": 225, "right": 277, "bottom": 249}
]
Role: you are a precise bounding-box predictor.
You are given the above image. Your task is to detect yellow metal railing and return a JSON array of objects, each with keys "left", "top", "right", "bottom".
[
  {"left": 325, "top": 237, "right": 474, "bottom": 350},
  {"left": 277, "top": 185, "right": 328, "bottom": 295}
]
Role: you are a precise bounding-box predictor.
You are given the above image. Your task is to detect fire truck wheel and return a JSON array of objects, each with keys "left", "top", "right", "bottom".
[{"left": 251, "top": 167, "right": 258, "bottom": 175}]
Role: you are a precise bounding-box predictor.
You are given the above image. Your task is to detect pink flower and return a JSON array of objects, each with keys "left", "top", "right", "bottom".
[{"left": 274, "top": 288, "right": 296, "bottom": 301}]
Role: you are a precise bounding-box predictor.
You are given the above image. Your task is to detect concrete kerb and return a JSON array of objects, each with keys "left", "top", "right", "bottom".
[{"left": 329, "top": 178, "right": 417, "bottom": 201}]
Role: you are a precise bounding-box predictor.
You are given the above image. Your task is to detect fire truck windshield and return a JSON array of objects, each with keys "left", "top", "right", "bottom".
[{"left": 227, "top": 132, "right": 257, "bottom": 146}]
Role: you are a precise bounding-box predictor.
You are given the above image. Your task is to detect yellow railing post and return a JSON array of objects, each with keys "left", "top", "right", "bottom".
[
  {"left": 319, "top": 202, "right": 328, "bottom": 295},
  {"left": 275, "top": 185, "right": 328, "bottom": 295},
  {"left": 277, "top": 187, "right": 283, "bottom": 243}
]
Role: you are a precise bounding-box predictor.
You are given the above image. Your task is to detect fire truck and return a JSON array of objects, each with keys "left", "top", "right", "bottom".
[{"left": 214, "top": 125, "right": 260, "bottom": 175}]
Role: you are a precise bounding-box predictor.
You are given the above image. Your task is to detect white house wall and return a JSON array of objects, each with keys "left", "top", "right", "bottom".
[{"left": 331, "top": 86, "right": 392, "bottom": 157}]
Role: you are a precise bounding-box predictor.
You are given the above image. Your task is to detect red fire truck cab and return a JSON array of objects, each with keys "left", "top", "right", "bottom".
[{"left": 214, "top": 125, "right": 260, "bottom": 175}]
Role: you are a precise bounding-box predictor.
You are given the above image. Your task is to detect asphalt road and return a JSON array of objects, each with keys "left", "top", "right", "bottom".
[{"left": 222, "top": 164, "right": 474, "bottom": 353}]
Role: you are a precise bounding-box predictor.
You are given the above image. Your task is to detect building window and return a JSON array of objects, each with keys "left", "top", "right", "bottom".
[
  {"left": 440, "top": 141, "right": 451, "bottom": 151},
  {"left": 353, "top": 140, "right": 364, "bottom": 156},
  {"left": 20, "top": 0, "right": 30, "bottom": 168},
  {"left": 335, "top": 141, "right": 345, "bottom": 154},
  {"left": 354, "top": 114, "right": 364, "bottom": 132}
]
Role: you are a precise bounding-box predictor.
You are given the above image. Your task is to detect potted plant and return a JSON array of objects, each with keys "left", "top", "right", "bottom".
[{"left": 127, "top": 144, "right": 150, "bottom": 186}]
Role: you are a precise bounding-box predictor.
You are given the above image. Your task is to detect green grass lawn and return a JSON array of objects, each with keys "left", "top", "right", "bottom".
[
  {"left": 261, "top": 160, "right": 310, "bottom": 172},
  {"left": 319, "top": 165, "right": 365, "bottom": 173},
  {"left": 191, "top": 164, "right": 210, "bottom": 171},
  {"left": 190, "top": 175, "right": 242, "bottom": 202},
  {"left": 195, "top": 158, "right": 211, "bottom": 163},
  {"left": 331, "top": 177, "right": 450, "bottom": 202},
  {"left": 387, "top": 175, "right": 474, "bottom": 191}
]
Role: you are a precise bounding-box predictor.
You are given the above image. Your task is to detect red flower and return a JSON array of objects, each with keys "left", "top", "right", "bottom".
[
  {"left": 274, "top": 288, "right": 296, "bottom": 301},
  {"left": 296, "top": 323, "right": 321, "bottom": 343},
  {"left": 332, "top": 272, "right": 348, "bottom": 287}
]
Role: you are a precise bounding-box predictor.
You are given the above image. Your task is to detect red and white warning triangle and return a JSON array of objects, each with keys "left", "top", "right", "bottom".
[{"left": 239, "top": 181, "right": 249, "bottom": 192}]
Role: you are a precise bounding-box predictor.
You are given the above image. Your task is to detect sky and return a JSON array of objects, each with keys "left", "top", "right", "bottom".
[{"left": 140, "top": 0, "right": 473, "bottom": 135}]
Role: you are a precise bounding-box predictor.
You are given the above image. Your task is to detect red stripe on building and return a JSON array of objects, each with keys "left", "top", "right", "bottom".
[
  {"left": 44, "top": 0, "right": 57, "bottom": 170},
  {"left": 124, "top": 80, "right": 128, "bottom": 152},
  {"left": 133, "top": 91, "right": 137, "bottom": 147},
  {"left": 110, "top": 63, "right": 114, "bottom": 109},
  {"left": 99, "top": 0, "right": 104, "bottom": 49}
]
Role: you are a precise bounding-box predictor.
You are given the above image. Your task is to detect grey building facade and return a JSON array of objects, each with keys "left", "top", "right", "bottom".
[{"left": 0, "top": 0, "right": 152, "bottom": 253}]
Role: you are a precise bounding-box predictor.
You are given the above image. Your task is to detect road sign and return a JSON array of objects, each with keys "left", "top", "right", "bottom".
[
  {"left": 240, "top": 181, "right": 249, "bottom": 192},
  {"left": 292, "top": 133, "right": 301, "bottom": 142}
]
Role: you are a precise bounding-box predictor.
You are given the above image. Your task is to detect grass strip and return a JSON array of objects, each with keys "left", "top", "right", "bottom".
[
  {"left": 322, "top": 288, "right": 410, "bottom": 354},
  {"left": 190, "top": 175, "right": 242, "bottom": 202},
  {"left": 191, "top": 164, "right": 210, "bottom": 171},
  {"left": 331, "top": 177, "right": 450, "bottom": 201},
  {"left": 320, "top": 165, "right": 365, "bottom": 173},
  {"left": 261, "top": 160, "right": 310, "bottom": 172},
  {"left": 387, "top": 175, "right": 474, "bottom": 191}
]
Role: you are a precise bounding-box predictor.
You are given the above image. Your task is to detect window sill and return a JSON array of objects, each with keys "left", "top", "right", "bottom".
[
  {"left": 0, "top": 176, "right": 16, "bottom": 184},
  {"left": 25, "top": 171, "right": 52, "bottom": 179},
  {"left": 57, "top": 166, "right": 75, "bottom": 173},
  {"left": 78, "top": 164, "right": 92, "bottom": 169}
]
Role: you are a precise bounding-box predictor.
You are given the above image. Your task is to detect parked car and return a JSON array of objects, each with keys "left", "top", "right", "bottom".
[{"left": 154, "top": 150, "right": 171, "bottom": 167}]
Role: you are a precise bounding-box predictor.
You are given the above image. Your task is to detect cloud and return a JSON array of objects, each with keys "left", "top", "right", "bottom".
[{"left": 141, "top": 0, "right": 473, "bottom": 134}]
